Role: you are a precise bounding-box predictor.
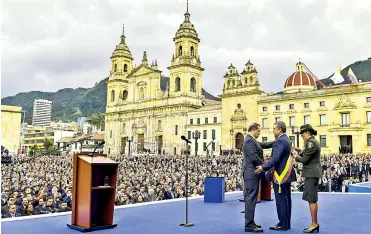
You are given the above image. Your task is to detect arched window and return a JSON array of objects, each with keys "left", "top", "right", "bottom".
[
  {"left": 178, "top": 46, "right": 183, "bottom": 56},
  {"left": 232, "top": 80, "right": 235, "bottom": 87},
  {"left": 250, "top": 77, "right": 254, "bottom": 83},
  {"left": 139, "top": 87, "right": 145, "bottom": 100},
  {"left": 190, "top": 46, "right": 194, "bottom": 56},
  {"left": 190, "top": 77, "right": 196, "bottom": 92},
  {"left": 111, "top": 90, "right": 115, "bottom": 102},
  {"left": 122, "top": 123, "right": 126, "bottom": 133},
  {"left": 245, "top": 77, "right": 248, "bottom": 84},
  {"left": 122, "top": 90, "right": 128, "bottom": 100},
  {"left": 175, "top": 77, "right": 181, "bottom": 91},
  {"left": 114, "top": 64, "right": 117, "bottom": 72},
  {"left": 227, "top": 80, "right": 230, "bottom": 88},
  {"left": 158, "top": 120, "right": 162, "bottom": 130},
  {"left": 124, "top": 64, "right": 128, "bottom": 72}
]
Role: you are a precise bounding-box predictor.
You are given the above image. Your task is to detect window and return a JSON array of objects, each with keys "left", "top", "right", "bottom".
[
  {"left": 367, "top": 97, "right": 371, "bottom": 102},
  {"left": 289, "top": 117, "right": 295, "bottom": 127},
  {"left": 203, "top": 142, "right": 207, "bottom": 151},
  {"left": 289, "top": 104, "right": 294, "bottom": 109},
  {"left": 304, "top": 103, "right": 309, "bottom": 108},
  {"left": 190, "top": 78, "right": 196, "bottom": 92},
  {"left": 197, "top": 118, "right": 200, "bottom": 124},
  {"left": 262, "top": 118, "right": 268, "bottom": 129},
  {"left": 122, "top": 90, "right": 128, "bottom": 100},
  {"left": 190, "top": 46, "right": 194, "bottom": 56},
  {"left": 212, "top": 142, "right": 216, "bottom": 151},
  {"left": 178, "top": 45, "right": 182, "bottom": 56},
  {"left": 320, "top": 135, "right": 327, "bottom": 147},
  {"left": 341, "top": 113, "right": 350, "bottom": 127},
  {"left": 275, "top": 117, "right": 281, "bottom": 122},
  {"left": 111, "top": 90, "right": 115, "bottom": 102},
  {"left": 110, "top": 130, "right": 112, "bottom": 138},
  {"left": 263, "top": 107, "right": 267, "bottom": 111},
  {"left": 304, "top": 115, "right": 310, "bottom": 124},
  {"left": 275, "top": 105, "right": 280, "bottom": 111},
  {"left": 139, "top": 87, "right": 145, "bottom": 100},
  {"left": 175, "top": 125, "right": 178, "bottom": 135},
  {"left": 289, "top": 136, "right": 295, "bottom": 147},
  {"left": 188, "top": 131, "right": 191, "bottom": 139},
  {"left": 124, "top": 64, "right": 128, "bottom": 72},
  {"left": 114, "top": 64, "right": 117, "bottom": 72},
  {"left": 262, "top": 137, "right": 268, "bottom": 143},
  {"left": 213, "top": 117, "right": 217, "bottom": 123},
  {"left": 212, "top": 129, "right": 216, "bottom": 140},
  {"left": 203, "top": 130, "right": 207, "bottom": 139},
  {"left": 175, "top": 77, "right": 181, "bottom": 91},
  {"left": 190, "top": 119, "right": 193, "bottom": 124},
  {"left": 320, "top": 114, "right": 327, "bottom": 125},
  {"left": 368, "top": 134, "right": 371, "bottom": 146},
  {"left": 320, "top": 101, "right": 325, "bottom": 107},
  {"left": 108, "top": 148, "right": 111, "bottom": 154},
  {"left": 205, "top": 117, "right": 208, "bottom": 124},
  {"left": 367, "top": 111, "right": 371, "bottom": 123}
]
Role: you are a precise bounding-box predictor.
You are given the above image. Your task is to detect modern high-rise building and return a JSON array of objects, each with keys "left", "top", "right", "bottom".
[{"left": 32, "top": 99, "right": 52, "bottom": 126}]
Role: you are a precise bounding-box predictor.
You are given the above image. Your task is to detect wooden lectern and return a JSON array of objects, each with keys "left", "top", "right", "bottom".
[
  {"left": 257, "top": 178, "right": 273, "bottom": 202},
  {"left": 67, "top": 153, "right": 119, "bottom": 232}
]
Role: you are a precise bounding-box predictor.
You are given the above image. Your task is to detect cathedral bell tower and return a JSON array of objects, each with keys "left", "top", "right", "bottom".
[
  {"left": 107, "top": 25, "right": 133, "bottom": 107},
  {"left": 167, "top": 1, "right": 204, "bottom": 98}
]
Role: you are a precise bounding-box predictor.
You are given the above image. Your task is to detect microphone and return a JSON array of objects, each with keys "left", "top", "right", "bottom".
[
  {"left": 91, "top": 141, "right": 105, "bottom": 155},
  {"left": 181, "top": 136, "right": 192, "bottom": 144}
]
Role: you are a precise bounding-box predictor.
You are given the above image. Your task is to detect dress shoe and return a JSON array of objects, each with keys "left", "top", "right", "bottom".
[
  {"left": 269, "top": 225, "right": 288, "bottom": 231},
  {"left": 245, "top": 226, "right": 263, "bottom": 232},
  {"left": 239, "top": 198, "right": 245, "bottom": 202},
  {"left": 254, "top": 222, "right": 261, "bottom": 228},
  {"left": 303, "top": 224, "right": 320, "bottom": 233}
]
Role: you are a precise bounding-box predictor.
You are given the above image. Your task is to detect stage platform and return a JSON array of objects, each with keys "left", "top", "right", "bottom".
[
  {"left": 348, "top": 181, "right": 371, "bottom": 193},
  {"left": 2, "top": 191, "right": 371, "bottom": 234}
]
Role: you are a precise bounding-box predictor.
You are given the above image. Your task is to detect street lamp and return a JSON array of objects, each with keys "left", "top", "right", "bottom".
[
  {"left": 192, "top": 130, "right": 201, "bottom": 156},
  {"left": 291, "top": 126, "right": 300, "bottom": 147},
  {"left": 127, "top": 136, "right": 134, "bottom": 156}
]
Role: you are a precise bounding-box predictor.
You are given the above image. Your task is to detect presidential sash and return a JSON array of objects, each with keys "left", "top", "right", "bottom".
[{"left": 269, "top": 153, "right": 294, "bottom": 193}]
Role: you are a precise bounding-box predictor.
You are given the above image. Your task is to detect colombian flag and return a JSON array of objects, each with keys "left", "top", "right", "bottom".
[{"left": 347, "top": 68, "right": 358, "bottom": 84}]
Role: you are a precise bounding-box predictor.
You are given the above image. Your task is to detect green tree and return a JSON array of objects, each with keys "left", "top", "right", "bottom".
[
  {"left": 43, "top": 138, "right": 54, "bottom": 150},
  {"left": 87, "top": 113, "right": 105, "bottom": 131}
]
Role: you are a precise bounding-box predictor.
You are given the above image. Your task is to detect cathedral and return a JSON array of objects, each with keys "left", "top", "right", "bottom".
[{"left": 105, "top": 6, "right": 371, "bottom": 156}]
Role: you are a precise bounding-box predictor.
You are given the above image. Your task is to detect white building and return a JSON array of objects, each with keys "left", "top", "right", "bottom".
[
  {"left": 58, "top": 133, "right": 105, "bottom": 154},
  {"left": 32, "top": 99, "right": 52, "bottom": 126},
  {"left": 186, "top": 100, "right": 222, "bottom": 156}
]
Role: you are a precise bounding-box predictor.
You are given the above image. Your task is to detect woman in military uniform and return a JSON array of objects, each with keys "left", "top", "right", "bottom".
[{"left": 292, "top": 124, "right": 322, "bottom": 233}]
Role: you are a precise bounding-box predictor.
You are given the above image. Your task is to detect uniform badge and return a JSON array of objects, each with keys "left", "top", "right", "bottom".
[{"left": 307, "top": 142, "right": 314, "bottom": 148}]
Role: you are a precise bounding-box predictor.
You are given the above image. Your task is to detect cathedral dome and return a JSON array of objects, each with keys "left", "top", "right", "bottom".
[
  {"left": 111, "top": 26, "right": 133, "bottom": 60},
  {"left": 174, "top": 9, "right": 199, "bottom": 42},
  {"left": 284, "top": 61, "right": 316, "bottom": 93}
]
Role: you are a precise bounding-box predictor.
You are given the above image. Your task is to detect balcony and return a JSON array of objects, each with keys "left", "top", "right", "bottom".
[{"left": 328, "top": 123, "right": 362, "bottom": 132}]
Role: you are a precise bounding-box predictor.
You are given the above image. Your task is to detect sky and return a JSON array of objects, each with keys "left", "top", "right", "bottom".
[{"left": 1, "top": 0, "right": 370, "bottom": 98}]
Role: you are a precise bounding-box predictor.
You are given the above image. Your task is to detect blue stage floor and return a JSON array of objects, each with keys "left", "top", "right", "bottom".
[{"left": 2, "top": 192, "right": 371, "bottom": 234}]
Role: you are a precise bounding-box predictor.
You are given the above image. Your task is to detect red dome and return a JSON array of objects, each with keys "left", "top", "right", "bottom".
[
  {"left": 284, "top": 62, "right": 316, "bottom": 89},
  {"left": 284, "top": 71, "right": 316, "bottom": 88}
]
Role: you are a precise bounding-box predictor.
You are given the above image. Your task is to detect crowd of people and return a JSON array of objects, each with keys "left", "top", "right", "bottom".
[{"left": 1, "top": 151, "right": 370, "bottom": 218}]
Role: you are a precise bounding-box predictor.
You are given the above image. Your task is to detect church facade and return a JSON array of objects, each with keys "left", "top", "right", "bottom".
[{"left": 105, "top": 7, "right": 371, "bottom": 155}]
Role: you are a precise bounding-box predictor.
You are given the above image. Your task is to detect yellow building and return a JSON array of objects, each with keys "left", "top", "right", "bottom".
[
  {"left": 105, "top": 6, "right": 219, "bottom": 155},
  {"left": 1, "top": 105, "right": 22, "bottom": 153},
  {"left": 221, "top": 61, "right": 371, "bottom": 154},
  {"left": 105, "top": 5, "right": 371, "bottom": 155}
]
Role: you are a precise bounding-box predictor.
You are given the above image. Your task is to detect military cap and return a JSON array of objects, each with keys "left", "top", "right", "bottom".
[{"left": 300, "top": 124, "right": 317, "bottom": 135}]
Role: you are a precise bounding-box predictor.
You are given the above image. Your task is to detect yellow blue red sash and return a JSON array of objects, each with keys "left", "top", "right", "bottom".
[{"left": 270, "top": 154, "right": 294, "bottom": 193}]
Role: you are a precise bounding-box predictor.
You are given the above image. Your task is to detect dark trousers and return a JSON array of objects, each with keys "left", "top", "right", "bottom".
[
  {"left": 244, "top": 179, "right": 259, "bottom": 227},
  {"left": 273, "top": 183, "right": 292, "bottom": 229}
]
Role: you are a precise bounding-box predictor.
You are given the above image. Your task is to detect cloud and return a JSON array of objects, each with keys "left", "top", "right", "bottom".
[{"left": 1, "top": 0, "right": 370, "bottom": 98}]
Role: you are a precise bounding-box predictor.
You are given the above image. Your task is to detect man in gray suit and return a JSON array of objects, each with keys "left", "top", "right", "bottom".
[{"left": 243, "top": 123, "right": 275, "bottom": 232}]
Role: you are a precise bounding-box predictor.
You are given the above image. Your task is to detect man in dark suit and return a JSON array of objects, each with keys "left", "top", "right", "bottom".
[
  {"left": 243, "top": 123, "right": 275, "bottom": 232},
  {"left": 256, "top": 121, "right": 296, "bottom": 231}
]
